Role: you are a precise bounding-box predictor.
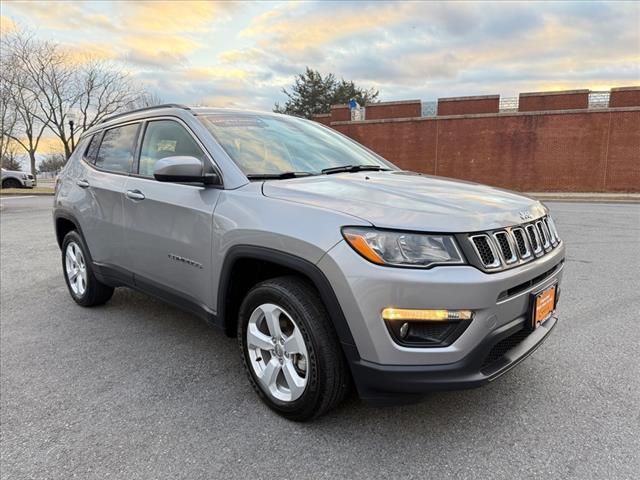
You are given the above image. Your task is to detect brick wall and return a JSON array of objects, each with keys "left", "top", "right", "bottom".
[
  {"left": 437, "top": 95, "right": 500, "bottom": 115},
  {"left": 365, "top": 100, "right": 422, "bottom": 120},
  {"left": 328, "top": 107, "right": 640, "bottom": 192},
  {"left": 519, "top": 89, "right": 589, "bottom": 112},
  {"left": 609, "top": 86, "right": 640, "bottom": 108}
]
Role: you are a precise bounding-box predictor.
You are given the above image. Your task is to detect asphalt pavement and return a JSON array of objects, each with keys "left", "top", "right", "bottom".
[{"left": 1, "top": 196, "right": 639, "bottom": 479}]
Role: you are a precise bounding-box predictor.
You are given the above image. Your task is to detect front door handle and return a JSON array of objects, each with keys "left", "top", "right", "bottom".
[
  {"left": 76, "top": 179, "right": 90, "bottom": 188},
  {"left": 126, "top": 189, "right": 145, "bottom": 201}
]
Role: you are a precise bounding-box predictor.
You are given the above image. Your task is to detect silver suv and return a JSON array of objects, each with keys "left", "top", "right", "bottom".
[
  {"left": 53, "top": 104, "right": 565, "bottom": 420},
  {"left": 2, "top": 167, "right": 35, "bottom": 188}
]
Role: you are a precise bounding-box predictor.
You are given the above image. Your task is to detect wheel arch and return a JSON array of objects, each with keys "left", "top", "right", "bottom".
[
  {"left": 217, "top": 245, "right": 359, "bottom": 358},
  {"left": 54, "top": 211, "right": 85, "bottom": 249}
]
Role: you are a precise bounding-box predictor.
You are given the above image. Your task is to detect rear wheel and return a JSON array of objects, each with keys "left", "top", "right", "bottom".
[
  {"left": 62, "top": 231, "right": 114, "bottom": 306},
  {"left": 238, "top": 276, "right": 349, "bottom": 421}
]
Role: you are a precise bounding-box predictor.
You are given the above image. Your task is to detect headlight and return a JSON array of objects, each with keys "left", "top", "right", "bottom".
[{"left": 342, "top": 227, "right": 465, "bottom": 268}]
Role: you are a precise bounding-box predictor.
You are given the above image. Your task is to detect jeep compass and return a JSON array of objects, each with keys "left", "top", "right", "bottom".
[{"left": 53, "top": 104, "right": 565, "bottom": 420}]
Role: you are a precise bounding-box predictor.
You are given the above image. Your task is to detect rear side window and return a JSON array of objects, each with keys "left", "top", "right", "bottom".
[
  {"left": 95, "top": 123, "right": 140, "bottom": 174},
  {"left": 84, "top": 134, "right": 101, "bottom": 164},
  {"left": 138, "top": 120, "right": 206, "bottom": 177}
]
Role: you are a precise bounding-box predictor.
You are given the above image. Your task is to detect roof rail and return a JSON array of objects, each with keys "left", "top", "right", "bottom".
[{"left": 100, "top": 103, "right": 191, "bottom": 124}]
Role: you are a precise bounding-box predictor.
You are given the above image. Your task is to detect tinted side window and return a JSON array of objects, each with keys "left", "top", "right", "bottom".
[
  {"left": 139, "top": 120, "right": 206, "bottom": 177},
  {"left": 95, "top": 123, "right": 140, "bottom": 173},
  {"left": 84, "top": 133, "right": 101, "bottom": 164}
]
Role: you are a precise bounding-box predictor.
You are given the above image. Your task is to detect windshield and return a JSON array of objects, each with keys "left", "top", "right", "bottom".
[{"left": 199, "top": 113, "right": 395, "bottom": 176}]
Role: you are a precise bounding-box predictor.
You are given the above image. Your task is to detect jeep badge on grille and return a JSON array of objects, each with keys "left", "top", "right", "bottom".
[{"left": 519, "top": 211, "right": 533, "bottom": 221}]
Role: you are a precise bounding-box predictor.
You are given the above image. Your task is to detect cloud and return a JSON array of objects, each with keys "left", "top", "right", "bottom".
[
  {"left": 240, "top": 1, "right": 413, "bottom": 58},
  {"left": 4, "top": 1, "right": 117, "bottom": 31},
  {"left": 184, "top": 66, "right": 249, "bottom": 81},
  {"left": 120, "top": 34, "right": 203, "bottom": 67},
  {"left": 65, "top": 42, "right": 119, "bottom": 63},
  {"left": 2, "top": 0, "right": 638, "bottom": 113},
  {"left": 121, "top": 0, "right": 237, "bottom": 33},
  {"left": 0, "top": 15, "right": 17, "bottom": 34}
]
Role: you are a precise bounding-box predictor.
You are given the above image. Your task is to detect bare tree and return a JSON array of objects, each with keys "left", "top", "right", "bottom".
[
  {"left": 133, "top": 90, "right": 164, "bottom": 109},
  {"left": 72, "top": 61, "right": 148, "bottom": 147},
  {"left": 13, "top": 36, "right": 81, "bottom": 159},
  {"left": 3, "top": 30, "right": 152, "bottom": 159},
  {"left": 1, "top": 145, "right": 23, "bottom": 171},
  {"left": 1, "top": 49, "right": 19, "bottom": 162},
  {"left": 0, "top": 33, "right": 49, "bottom": 179},
  {"left": 38, "top": 151, "right": 66, "bottom": 173},
  {"left": 1, "top": 28, "right": 158, "bottom": 166}
]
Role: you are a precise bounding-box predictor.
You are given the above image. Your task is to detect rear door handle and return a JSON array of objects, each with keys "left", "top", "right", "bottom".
[
  {"left": 126, "top": 189, "right": 145, "bottom": 201},
  {"left": 76, "top": 179, "right": 90, "bottom": 188}
]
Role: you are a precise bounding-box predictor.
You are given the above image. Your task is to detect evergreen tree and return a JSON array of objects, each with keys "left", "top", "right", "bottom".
[{"left": 274, "top": 68, "right": 379, "bottom": 118}]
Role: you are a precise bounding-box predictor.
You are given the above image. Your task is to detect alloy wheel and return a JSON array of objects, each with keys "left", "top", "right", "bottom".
[
  {"left": 65, "top": 241, "right": 87, "bottom": 297},
  {"left": 246, "top": 303, "right": 309, "bottom": 402}
]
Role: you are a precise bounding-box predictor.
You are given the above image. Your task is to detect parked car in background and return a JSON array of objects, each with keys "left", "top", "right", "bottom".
[
  {"left": 1, "top": 168, "right": 35, "bottom": 188},
  {"left": 53, "top": 104, "right": 565, "bottom": 421}
]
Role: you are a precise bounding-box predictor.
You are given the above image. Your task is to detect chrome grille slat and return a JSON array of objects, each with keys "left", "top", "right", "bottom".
[
  {"left": 511, "top": 227, "right": 531, "bottom": 259},
  {"left": 525, "top": 224, "right": 542, "bottom": 255},
  {"left": 536, "top": 220, "right": 551, "bottom": 250},
  {"left": 545, "top": 217, "right": 559, "bottom": 245},
  {"left": 470, "top": 234, "right": 501, "bottom": 269},
  {"left": 493, "top": 231, "right": 517, "bottom": 264}
]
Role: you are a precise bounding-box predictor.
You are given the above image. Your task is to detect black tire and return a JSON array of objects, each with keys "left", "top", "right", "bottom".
[
  {"left": 61, "top": 230, "right": 114, "bottom": 307},
  {"left": 238, "top": 276, "right": 350, "bottom": 421},
  {"left": 2, "top": 178, "right": 21, "bottom": 189}
]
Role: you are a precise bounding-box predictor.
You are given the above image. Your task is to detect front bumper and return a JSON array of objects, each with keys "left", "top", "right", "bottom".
[
  {"left": 350, "top": 315, "right": 557, "bottom": 404},
  {"left": 318, "top": 239, "right": 565, "bottom": 401}
]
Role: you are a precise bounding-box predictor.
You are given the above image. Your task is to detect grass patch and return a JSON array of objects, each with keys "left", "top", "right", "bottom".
[{"left": 0, "top": 186, "right": 54, "bottom": 195}]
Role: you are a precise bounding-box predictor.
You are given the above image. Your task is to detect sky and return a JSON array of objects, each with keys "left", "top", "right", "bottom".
[{"left": 1, "top": 0, "right": 639, "bottom": 111}]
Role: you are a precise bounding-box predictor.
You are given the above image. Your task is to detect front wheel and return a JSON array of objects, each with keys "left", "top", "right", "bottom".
[
  {"left": 238, "top": 276, "right": 349, "bottom": 421},
  {"left": 2, "top": 178, "right": 21, "bottom": 189},
  {"left": 62, "top": 231, "right": 114, "bottom": 307}
]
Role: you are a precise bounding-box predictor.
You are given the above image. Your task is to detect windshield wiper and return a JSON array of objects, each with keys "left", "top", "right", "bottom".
[
  {"left": 321, "top": 165, "right": 389, "bottom": 175},
  {"left": 246, "top": 171, "right": 316, "bottom": 180}
]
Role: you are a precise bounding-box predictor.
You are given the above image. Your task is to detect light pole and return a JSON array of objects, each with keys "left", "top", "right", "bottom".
[{"left": 67, "top": 112, "right": 76, "bottom": 152}]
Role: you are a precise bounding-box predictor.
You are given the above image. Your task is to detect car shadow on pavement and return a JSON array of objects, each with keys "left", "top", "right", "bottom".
[{"left": 100, "top": 286, "right": 549, "bottom": 434}]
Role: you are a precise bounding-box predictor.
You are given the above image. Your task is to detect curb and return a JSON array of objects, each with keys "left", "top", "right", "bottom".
[
  {"left": 0, "top": 192, "right": 54, "bottom": 197},
  {"left": 527, "top": 193, "right": 640, "bottom": 203}
]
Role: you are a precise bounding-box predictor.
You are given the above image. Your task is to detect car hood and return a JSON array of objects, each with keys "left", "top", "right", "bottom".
[{"left": 262, "top": 171, "right": 546, "bottom": 232}]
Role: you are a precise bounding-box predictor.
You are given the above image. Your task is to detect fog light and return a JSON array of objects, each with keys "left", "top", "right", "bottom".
[
  {"left": 399, "top": 322, "right": 409, "bottom": 338},
  {"left": 382, "top": 308, "right": 473, "bottom": 322}
]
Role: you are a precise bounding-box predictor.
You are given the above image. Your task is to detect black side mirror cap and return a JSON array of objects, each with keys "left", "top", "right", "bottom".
[{"left": 153, "top": 156, "right": 221, "bottom": 186}]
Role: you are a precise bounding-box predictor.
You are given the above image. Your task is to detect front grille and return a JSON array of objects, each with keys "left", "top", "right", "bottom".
[
  {"left": 466, "top": 215, "right": 561, "bottom": 272},
  {"left": 481, "top": 327, "right": 531, "bottom": 372},
  {"left": 497, "top": 260, "right": 564, "bottom": 301}
]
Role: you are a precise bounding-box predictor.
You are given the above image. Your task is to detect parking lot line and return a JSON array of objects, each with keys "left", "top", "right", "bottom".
[{"left": 0, "top": 195, "right": 36, "bottom": 200}]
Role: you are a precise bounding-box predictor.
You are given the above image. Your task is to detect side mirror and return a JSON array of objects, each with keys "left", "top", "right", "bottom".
[{"left": 153, "top": 156, "right": 220, "bottom": 185}]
